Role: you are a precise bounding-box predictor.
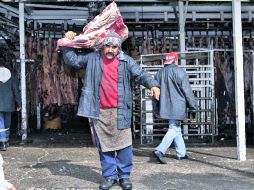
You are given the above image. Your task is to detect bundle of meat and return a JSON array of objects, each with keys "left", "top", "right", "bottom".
[
  {"left": 125, "top": 27, "right": 182, "bottom": 65},
  {"left": 56, "top": 1, "right": 128, "bottom": 50},
  {"left": 40, "top": 38, "right": 78, "bottom": 107},
  {"left": 138, "top": 30, "right": 169, "bottom": 65},
  {"left": 26, "top": 36, "right": 79, "bottom": 113},
  {"left": 211, "top": 36, "right": 254, "bottom": 125}
]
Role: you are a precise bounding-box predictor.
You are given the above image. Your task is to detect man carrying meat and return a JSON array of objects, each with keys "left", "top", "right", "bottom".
[
  {"left": 152, "top": 52, "right": 197, "bottom": 164},
  {"left": 61, "top": 31, "right": 160, "bottom": 190}
]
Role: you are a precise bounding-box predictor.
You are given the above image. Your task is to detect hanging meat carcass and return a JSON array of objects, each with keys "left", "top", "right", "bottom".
[
  {"left": 153, "top": 29, "right": 159, "bottom": 54},
  {"left": 41, "top": 40, "right": 54, "bottom": 106},
  {"left": 37, "top": 34, "right": 43, "bottom": 57},
  {"left": 130, "top": 37, "right": 139, "bottom": 60},
  {"left": 48, "top": 37, "right": 53, "bottom": 64},
  {"left": 50, "top": 40, "right": 63, "bottom": 106},
  {"left": 56, "top": 1, "right": 128, "bottom": 50},
  {"left": 142, "top": 38, "right": 149, "bottom": 55},
  {"left": 27, "top": 36, "right": 33, "bottom": 58},
  {"left": 169, "top": 36, "right": 174, "bottom": 52},
  {"left": 243, "top": 52, "right": 253, "bottom": 92},
  {"left": 221, "top": 52, "right": 234, "bottom": 99},
  {"left": 31, "top": 36, "right": 37, "bottom": 60},
  {"left": 161, "top": 35, "right": 167, "bottom": 53}
]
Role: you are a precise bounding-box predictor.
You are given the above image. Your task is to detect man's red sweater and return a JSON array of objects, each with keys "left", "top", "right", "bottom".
[{"left": 100, "top": 54, "right": 119, "bottom": 108}]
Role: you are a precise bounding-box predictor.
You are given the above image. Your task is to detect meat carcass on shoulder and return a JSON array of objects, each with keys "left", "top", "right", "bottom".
[{"left": 56, "top": 1, "right": 128, "bottom": 50}]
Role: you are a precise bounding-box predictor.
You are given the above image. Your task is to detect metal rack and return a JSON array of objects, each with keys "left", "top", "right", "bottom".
[{"left": 132, "top": 50, "right": 216, "bottom": 144}]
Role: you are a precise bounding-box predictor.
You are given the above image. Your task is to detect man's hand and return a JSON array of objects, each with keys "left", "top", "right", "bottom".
[
  {"left": 16, "top": 107, "right": 21, "bottom": 112},
  {"left": 64, "top": 31, "right": 77, "bottom": 40},
  {"left": 190, "top": 109, "right": 196, "bottom": 119},
  {"left": 150, "top": 87, "right": 160, "bottom": 101}
]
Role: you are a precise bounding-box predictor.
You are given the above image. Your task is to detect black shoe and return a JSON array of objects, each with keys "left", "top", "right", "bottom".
[
  {"left": 176, "top": 155, "right": 188, "bottom": 160},
  {"left": 119, "top": 178, "right": 132, "bottom": 190},
  {"left": 99, "top": 178, "right": 117, "bottom": 190},
  {"left": 153, "top": 150, "right": 167, "bottom": 164},
  {"left": 0, "top": 142, "right": 8, "bottom": 151}
]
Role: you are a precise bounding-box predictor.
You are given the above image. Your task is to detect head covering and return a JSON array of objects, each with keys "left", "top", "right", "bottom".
[
  {"left": 164, "top": 52, "right": 178, "bottom": 64},
  {"left": 103, "top": 32, "right": 122, "bottom": 47}
]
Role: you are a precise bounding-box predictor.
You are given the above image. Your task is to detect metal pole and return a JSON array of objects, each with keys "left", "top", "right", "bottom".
[
  {"left": 178, "top": 0, "right": 186, "bottom": 65},
  {"left": 209, "top": 50, "right": 216, "bottom": 143},
  {"left": 19, "top": 2, "right": 28, "bottom": 142},
  {"left": 178, "top": 1, "right": 188, "bottom": 139},
  {"left": 145, "top": 98, "right": 153, "bottom": 144},
  {"left": 36, "top": 104, "right": 41, "bottom": 130},
  {"left": 252, "top": 51, "right": 254, "bottom": 140},
  {"left": 232, "top": 0, "right": 246, "bottom": 161}
]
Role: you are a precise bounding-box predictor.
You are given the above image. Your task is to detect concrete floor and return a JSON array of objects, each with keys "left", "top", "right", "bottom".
[{"left": 1, "top": 132, "right": 254, "bottom": 190}]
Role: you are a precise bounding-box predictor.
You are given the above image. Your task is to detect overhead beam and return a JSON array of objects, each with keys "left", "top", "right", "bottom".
[
  {"left": 0, "top": 2, "right": 28, "bottom": 18},
  {"left": 1, "top": 3, "right": 253, "bottom": 23},
  {"left": 14, "top": 0, "right": 251, "bottom": 2},
  {"left": 25, "top": 3, "right": 89, "bottom": 10}
]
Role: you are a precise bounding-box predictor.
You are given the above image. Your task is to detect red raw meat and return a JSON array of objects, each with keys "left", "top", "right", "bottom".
[{"left": 56, "top": 1, "right": 128, "bottom": 51}]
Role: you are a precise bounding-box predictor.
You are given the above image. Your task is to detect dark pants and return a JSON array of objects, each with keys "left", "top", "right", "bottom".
[
  {"left": 93, "top": 128, "right": 133, "bottom": 180},
  {"left": 0, "top": 112, "right": 12, "bottom": 142}
]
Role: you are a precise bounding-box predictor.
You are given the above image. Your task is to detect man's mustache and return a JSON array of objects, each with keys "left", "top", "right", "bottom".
[{"left": 106, "top": 52, "right": 114, "bottom": 56}]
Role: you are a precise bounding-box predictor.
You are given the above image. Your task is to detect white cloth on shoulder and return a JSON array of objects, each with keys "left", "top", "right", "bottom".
[{"left": 0, "top": 67, "right": 11, "bottom": 83}]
